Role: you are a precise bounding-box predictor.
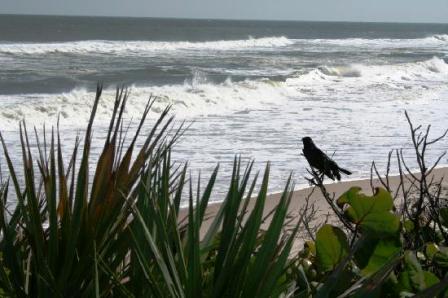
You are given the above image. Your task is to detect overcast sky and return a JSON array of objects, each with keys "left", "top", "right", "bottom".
[{"left": 1, "top": 0, "right": 447, "bottom": 23}]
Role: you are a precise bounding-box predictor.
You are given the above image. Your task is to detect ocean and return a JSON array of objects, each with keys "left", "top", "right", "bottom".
[{"left": 1, "top": 15, "right": 448, "bottom": 201}]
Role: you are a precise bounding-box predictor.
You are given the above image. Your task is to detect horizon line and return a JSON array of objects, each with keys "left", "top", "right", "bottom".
[{"left": 1, "top": 12, "right": 447, "bottom": 25}]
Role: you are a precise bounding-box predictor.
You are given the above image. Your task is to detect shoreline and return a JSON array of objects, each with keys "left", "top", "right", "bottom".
[
  {"left": 187, "top": 164, "right": 448, "bottom": 209},
  {"left": 184, "top": 165, "right": 448, "bottom": 211},
  {"left": 181, "top": 167, "right": 448, "bottom": 250}
]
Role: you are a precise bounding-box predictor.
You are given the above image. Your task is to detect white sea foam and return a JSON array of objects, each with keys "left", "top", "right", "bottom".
[
  {"left": 298, "top": 34, "right": 448, "bottom": 49},
  {"left": 0, "top": 75, "right": 294, "bottom": 129},
  {"left": 0, "top": 57, "right": 447, "bottom": 200},
  {"left": 288, "top": 57, "right": 448, "bottom": 87},
  {"left": 433, "top": 34, "right": 448, "bottom": 42},
  {"left": 0, "top": 57, "right": 446, "bottom": 130},
  {"left": 0, "top": 36, "right": 293, "bottom": 55},
  {"left": 1, "top": 34, "right": 447, "bottom": 56}
]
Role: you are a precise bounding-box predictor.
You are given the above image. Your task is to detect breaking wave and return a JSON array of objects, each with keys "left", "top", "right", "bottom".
[
  {"left": 0, "top": 57, "right": 447, "bottom": 129},
  {"left": 1, "top": 34, "right": 447, "bottom": 56},
  {"left": 0, "top": 36, "right": 293, "bottom": 55},
  {"left": 299, "top": 34, "right": 448, "bottom": 48},
  {"left": 0, "top": 75, "right": 293, "bottom": 129},
  {"left": 290, "top": 57, "right": 448, "bottom": 84}
]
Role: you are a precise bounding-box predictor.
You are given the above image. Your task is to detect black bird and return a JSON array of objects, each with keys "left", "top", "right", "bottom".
[{"left": 302, "top": 137, "right": 352, "bottom": 181}]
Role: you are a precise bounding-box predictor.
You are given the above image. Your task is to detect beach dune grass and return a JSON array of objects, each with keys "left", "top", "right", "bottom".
[{"left": 0, "top": 86, "right": 301, "bottom": 297}]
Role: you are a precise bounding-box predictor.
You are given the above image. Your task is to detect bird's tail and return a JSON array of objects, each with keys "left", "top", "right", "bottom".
[{"left": 339, "top": 168, "right": 352, "bottom": 175}]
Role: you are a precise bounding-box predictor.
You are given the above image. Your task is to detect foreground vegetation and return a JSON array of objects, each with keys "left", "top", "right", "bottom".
[{"left": 0, "top": 87, "right": 447, "bottom": 297}]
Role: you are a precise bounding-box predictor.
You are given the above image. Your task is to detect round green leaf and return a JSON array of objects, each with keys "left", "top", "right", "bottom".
[
  {"left": 335, "top": 188, "right": 401, "bottom": 237},
  {"left": 433, "top": 251, "right": 448, "bottom": 268},
  {"left": 316, "top": 224, "right": 349, "bottom": 272},
  {"left": 361, "top": 211, "right": 401, "bottom": 236},
  {"left": 424, "top": 243, "right": 440, "bottom": 260},
  {"left": 356, "top": 237, "right": 402, "bottom": 276}
]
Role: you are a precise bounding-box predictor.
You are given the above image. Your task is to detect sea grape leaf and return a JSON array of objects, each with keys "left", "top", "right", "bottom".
[
  {"left": 433, "top": 250, "right": 448, "bottom": 268},
  {"left": 398, "top": 251, "right": 438, "bottom": 293},
  {"left": 422, "top": 271, "right": 440, "bottom": 288},
  {"left": 337, "top": 187, "right": 394, "bottom": 220},
  {"left": 398, "top": 270, "right": 413, "bottom": 293},
  {"left": 355, "top": 236, "right": 402, "bottom": 276},
  {"left": 361, "top": 212, "right": 400, "bottom": 236},
  {"left": 337, "top": 187, "right": 400, "bottom": 236},
  {"left": 404, "top": 252, "right": 425, "bottom": 291},
  {"left": 424, "top": 243, "right": 440, "bottom": 260},
  {"left": 316, "top": 224, "right": 349, "bottom": 272}
]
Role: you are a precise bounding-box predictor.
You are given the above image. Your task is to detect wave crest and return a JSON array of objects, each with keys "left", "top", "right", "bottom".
[
  {"left": 0, "top": 76, "right": 293, "bottom": 128},
  {"left": 2, "top": 34, "right": 447, "bottom": 56},
  {"left": 318, "top": 66, "right": 362, "bottom": 77},
  {"left": 287, "top": 57, "right": 448, "bottom": 96},
  {"left": 299, "top": 34, "right": 448, "bottom": 48},
  {"left": 0, "top": 36, "right": 293, "bottom": 55}
]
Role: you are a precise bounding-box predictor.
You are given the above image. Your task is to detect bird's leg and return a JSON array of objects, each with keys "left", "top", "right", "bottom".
[
  {"left": 305, "top": 167, "right": 325, "bottom": 185},
  {"left": 317, "top": 170, "right": 325, "bottom": 181},
  {"left": 305, "top": 168, "right": 316, "bottom": 185},
  {"left": 313, "top": 168, "right": 326, "bottom": 182}
]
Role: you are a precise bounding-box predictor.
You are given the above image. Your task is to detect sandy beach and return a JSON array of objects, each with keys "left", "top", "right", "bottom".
[{"left": 182, "top": 167, "right": 448, "bottom": 252}]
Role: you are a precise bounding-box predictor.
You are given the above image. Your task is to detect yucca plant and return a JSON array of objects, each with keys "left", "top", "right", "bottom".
[
  {"left": 0, "top": 85, "right": 181, "bottom": 296},
  {"left": 127, "top": 156, "right": 302, "bottom": 297}
]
